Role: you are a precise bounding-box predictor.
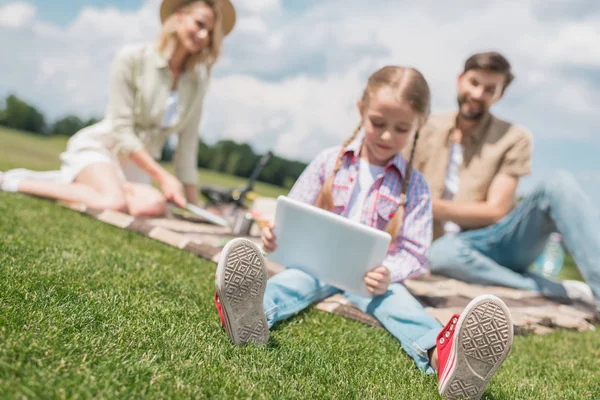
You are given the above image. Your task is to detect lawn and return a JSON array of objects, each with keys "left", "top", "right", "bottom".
[{"left": 1, "top": 128, "right": 599, "bottom": 399}]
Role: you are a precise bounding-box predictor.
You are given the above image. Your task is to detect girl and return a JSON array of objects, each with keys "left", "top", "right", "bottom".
[
  {"left": 214, "top": 66, "right": 514, "bottom": 400},
  {"left": 0, "top": 0, "right": 235, "bottom": 216}
]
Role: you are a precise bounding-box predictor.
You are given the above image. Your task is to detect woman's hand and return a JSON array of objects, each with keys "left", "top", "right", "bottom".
[
  {"left": 159, "top": 172, "right": 186, "bottom": 208},
  {"left": 129, "top": 149, "right": 186, "bottom": 208},
  {"left": 364, "top": 266, "right": 391, "bottom": 296},
  {"left": 261, "top": 223, "right": 278, "bottom": 253}
]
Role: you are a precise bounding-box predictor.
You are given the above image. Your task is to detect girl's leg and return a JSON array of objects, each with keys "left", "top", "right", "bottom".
[
  {"left": 344, "top": 284, "right": 443, "bottom": 374},
  {"left": 215, "top": 238, "right": 339, "bottom": 345},
  {"left": 264, "top": 268, "right": 341, "bottom": 328},
  {"left": 347, "top": 287, "right": 513, "bottom": 399}
]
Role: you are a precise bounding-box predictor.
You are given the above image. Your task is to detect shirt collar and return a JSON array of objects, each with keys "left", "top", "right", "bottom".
[
  {"left": 342, "top": 137, "right": 407, "bottom": 177},
  {"left": 449, "top": 111, "right": 493, "bottom": 145},
  {"left": 152, "top": 45, "right": 202, "bottom": 83}
]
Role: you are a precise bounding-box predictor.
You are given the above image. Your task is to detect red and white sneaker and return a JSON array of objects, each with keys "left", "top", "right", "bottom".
[
  {"left": 214, "top": 238, "right": 269, "bottom": 345},
  {"left": 437, "top": 294, "right": 513, "bottom": 400}
]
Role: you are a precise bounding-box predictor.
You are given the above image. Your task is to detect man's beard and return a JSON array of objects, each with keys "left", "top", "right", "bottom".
[{"left": 457, "top": 94, "right": 486, "bottom": 121}]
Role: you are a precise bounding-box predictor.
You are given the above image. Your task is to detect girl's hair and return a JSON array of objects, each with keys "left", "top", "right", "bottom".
[
  {"left": 157, "top": 0, "right": 224, "bottom": 74},
  {"left": 314, "top": 66, "right": 431, "bottom": 241}
]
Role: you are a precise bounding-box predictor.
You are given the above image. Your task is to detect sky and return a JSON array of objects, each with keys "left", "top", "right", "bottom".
[{"left": 0, "top": 0, "right": 599, "bottom": 202}]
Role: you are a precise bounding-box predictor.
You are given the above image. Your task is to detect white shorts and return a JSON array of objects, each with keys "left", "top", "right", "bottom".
[
  {"left": 6, "top": 119, "right": 152, "bottom": 187},
  {"left": 59, "top": 149, "right": 152, "bottom": 185}
]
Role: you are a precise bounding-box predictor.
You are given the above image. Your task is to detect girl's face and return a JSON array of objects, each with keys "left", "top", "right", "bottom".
[
  {"left": 360, "top": 87, "right": 420, "bottom": 166},
  {"left": 175, "top": 2, "right": 215, "bottom": 54}
]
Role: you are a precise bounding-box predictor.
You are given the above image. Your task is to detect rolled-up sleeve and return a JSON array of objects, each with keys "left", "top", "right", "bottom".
[
  {"left": 382, "top": 172, "right": 433, "bottom": 283},
  {"left": 499, "top": 131, "right": 532, "bottom": 177},
  {"left": 107, "top": 46, "right": 144, "bottom": 155}
]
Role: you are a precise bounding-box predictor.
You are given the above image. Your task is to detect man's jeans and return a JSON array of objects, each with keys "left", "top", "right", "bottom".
[
  {"left": 428, "top": 171, "right": 600, "bottom": 309},
  {"left": 263, "top": 268, "right": 443, "bottom": 374}
]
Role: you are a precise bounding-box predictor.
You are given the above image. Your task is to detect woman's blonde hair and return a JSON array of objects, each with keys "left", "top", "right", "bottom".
[
  {"left": 157, "top": 0, "right": 224, "bottom": 74},
  {"left": 314, "top": 66, "right": 431, "bottom": 241}
]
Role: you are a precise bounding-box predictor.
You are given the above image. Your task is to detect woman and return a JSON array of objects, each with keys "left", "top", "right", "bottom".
[{"left": 0, "top": 0, "right": 236, "bottom": 216}]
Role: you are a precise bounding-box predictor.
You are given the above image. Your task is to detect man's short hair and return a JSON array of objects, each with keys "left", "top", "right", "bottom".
[{"left": 464, "top": 51, "right": 515, "bottom": 92}]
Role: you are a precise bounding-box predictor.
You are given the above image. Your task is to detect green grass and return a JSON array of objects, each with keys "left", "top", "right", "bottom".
[
  {"left": 0, "top": 128, "right": 67, "bottom": 171},
  {"left": 2, "top": 194, "right": 600, "bottom": 399},
  {"left": 1, "top": 127, "right": 599, "bottom": 399}
]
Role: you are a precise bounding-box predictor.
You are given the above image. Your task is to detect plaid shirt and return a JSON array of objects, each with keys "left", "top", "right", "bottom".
[{"left": 288, "top": 139, "right": 433, "bottom": 283}]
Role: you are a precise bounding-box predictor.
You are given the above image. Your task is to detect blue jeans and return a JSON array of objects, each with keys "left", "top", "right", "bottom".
[
  {"left": 428, "top": 171, "right": 600, "bottom": 308},
  {"left": 263, "top": 268, "right": 443, "bottom": 374}
]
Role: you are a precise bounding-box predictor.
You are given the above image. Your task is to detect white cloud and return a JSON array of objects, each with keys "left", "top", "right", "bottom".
[
  {"left": 235, "top": 0, "right": 281, "bottom": 14},
  {"left": 0, "top": 1, "right": 36, "bottom": 28},
  {"left": 204, "top": 65, "right": 368, "bottom": 159},
  {"left": 554, "top": 81, "right": 597, "bottom": 116},
  {"left": 1, "top": 0, "right": 162, "bottom": 118},
  {"left": 519, "top": 16, "right": 600, "bottom": 67},
  {"left": 236, "top": 16, "right": 269, "bottom": 36},
  {"left": 577, "top": 170, "right": 600, "bottom": 184},
  {"left": 213, "top": 0, "right": 600, "bottom": 155},
  {"left": 0, "top": 0, "right": 599, "bottom": 170}
]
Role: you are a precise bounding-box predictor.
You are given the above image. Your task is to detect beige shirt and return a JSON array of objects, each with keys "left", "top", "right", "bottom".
[
  {"left": 402, "top": 111, "right": 533, "bottom": 239},
  {"left": 67, "top": 43, "right": 208, "bottom": 185}
]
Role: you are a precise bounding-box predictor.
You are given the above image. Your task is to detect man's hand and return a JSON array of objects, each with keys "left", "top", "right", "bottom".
[{"left": 364, "top": 266, "right": 391, "bottom": 296}]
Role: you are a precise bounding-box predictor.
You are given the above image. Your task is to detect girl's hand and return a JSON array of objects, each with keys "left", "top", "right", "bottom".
[
  {"left": 159, "top": 173, "right": 187, "bottom": 208},
  {"left": 364, "top": 266, "right": 391, "bottom": 296},
  {"left": 261, "top": 223, "right": 277, "bottom": 253}
]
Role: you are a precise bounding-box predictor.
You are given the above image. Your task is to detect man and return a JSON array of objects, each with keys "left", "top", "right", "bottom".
[{"left": 403, "top": 51, "right": 600, "bottom": 314}]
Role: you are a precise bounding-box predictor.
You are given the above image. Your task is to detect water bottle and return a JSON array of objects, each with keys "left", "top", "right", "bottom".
[{"left": 532, "top": 233, "right": 565, "bottom": 277}]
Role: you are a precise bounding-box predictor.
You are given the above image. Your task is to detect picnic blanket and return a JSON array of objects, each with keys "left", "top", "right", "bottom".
[{"left": 68, "top": 203, "right": 597, "bottom": 336}]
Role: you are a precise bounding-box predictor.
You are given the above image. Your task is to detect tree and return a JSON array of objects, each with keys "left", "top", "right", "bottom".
[
  {"left": 209, "top": 140, "right": 238, "bottom": 172},
  {"left": 232, "top": 143, "right": 259, "bottom": 178},
  {"left": 285, "top": 160, "right": 307, "bottom": 188},
  {"left": 258, "top": 155, "right": 286, "bottom": 186},
  {"left": 0, "top": 94, "right": 47, "bottom": 135},
  {"left": 197, "top": 140, "right": 214, "bottom": 168},
  {"left": 224, "top": 151, "right": 242, "bottom": 175},
  {"left": 50, "top": 115, "right": 85, "bottom": 136},
  {"left": 84, "top": 117, "right": 100, "bottom": 126},
  {"left": 51, "top": 115, "right": 100, "bottom": 136}
]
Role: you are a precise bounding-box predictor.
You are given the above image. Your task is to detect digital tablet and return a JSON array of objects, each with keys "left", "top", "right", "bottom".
[{"left": 268, "top": 196, "right": 391, "bottom": 297}]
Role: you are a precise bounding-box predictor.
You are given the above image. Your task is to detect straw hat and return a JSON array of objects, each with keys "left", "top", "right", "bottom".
[{"left": 160, "top": 0, "right": 236, "bottom": 36}]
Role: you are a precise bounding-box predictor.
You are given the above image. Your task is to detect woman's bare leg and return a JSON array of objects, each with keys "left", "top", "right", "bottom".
[
  {"left": 14, "top": 163, "right": 167, "bottom": 217},
  {"left": 16, "top": 163, "right": 128, "bottom": 212}
]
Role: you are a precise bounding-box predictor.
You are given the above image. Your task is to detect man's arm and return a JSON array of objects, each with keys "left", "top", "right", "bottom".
[{"left": 433, "top": 173, "right": 518, "bottom": 229}]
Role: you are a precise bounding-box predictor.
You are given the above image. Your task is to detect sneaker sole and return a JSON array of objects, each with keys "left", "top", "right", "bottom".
[
  {"left": 439, "top": 294, "right": 513, "bottom": 400},
  {"left": 215, "top": 238, "right": 269, "bottom": 345}
]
